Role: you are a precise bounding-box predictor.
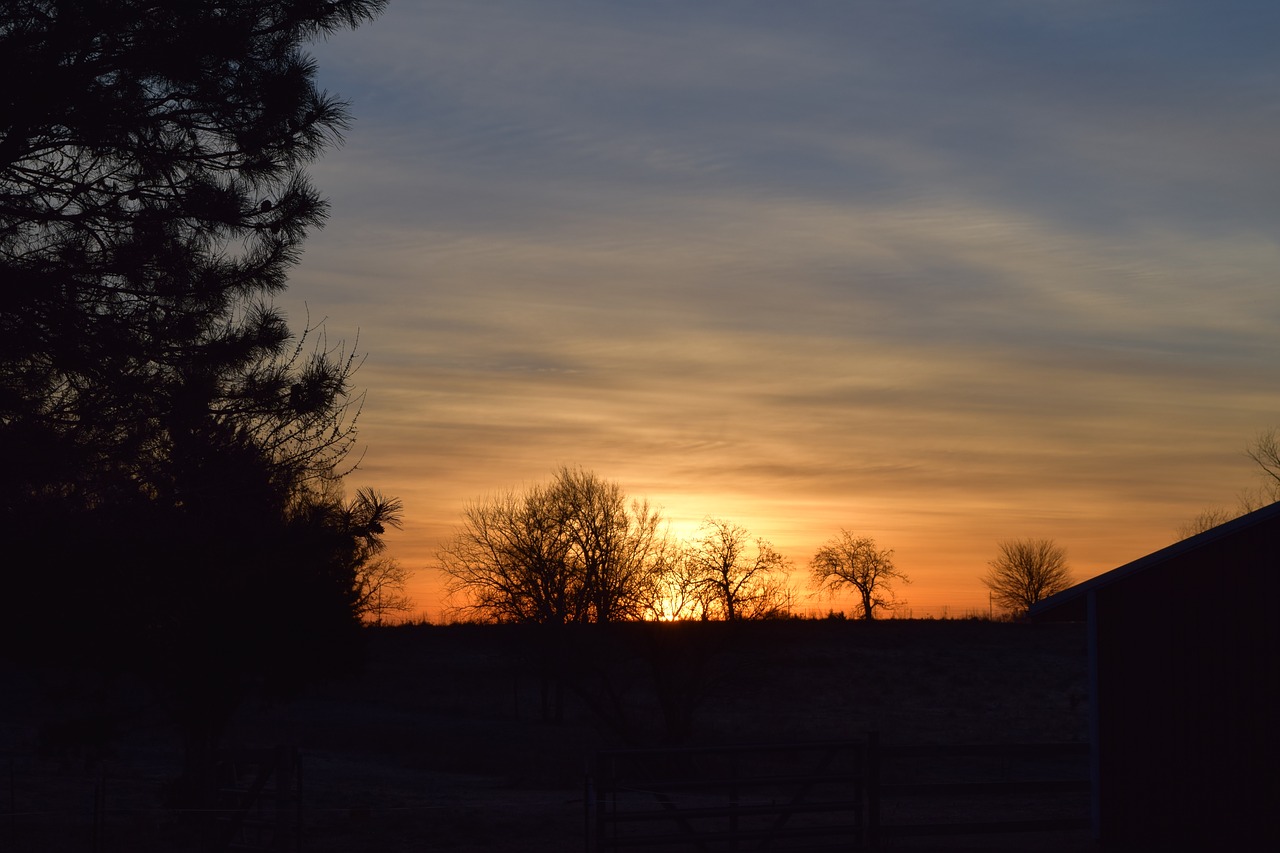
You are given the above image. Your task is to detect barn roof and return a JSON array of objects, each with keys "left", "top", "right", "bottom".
[{"left": 1028, "top": 499, "right": 1280, "bottom": 621}]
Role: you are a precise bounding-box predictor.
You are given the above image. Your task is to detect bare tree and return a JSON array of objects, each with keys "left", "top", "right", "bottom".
[
  {"left": 809, "top": 531, "right": 908, "bottom": 620},
  {"left": 438, "top": 467, "right": 666, "bottom": 624},
  {"left": 1176, "top": 429, "right": 1280, "bottom": 540},
  {"left": 354, "top": 558, "right": 413, "bottom": 625},
  {"left": 642, "top": 545, "right": 706, "bottom": 621},
  {"left": 982, "top": 538, "right": 1072, "bottom": 616},
  {"left": 553, "top": 466, "right": 667, "bottom": 622},
  {"left": 686, "top": 518, "right": 793, "bottom": 620},
  {"left": 439, "top": 487, "right": 577, "bottom": 624},
  {"left": 1245, "top": 427, "right": 1280, "bottom": 498},
  {"left": 1175, "top": 506, "right": 1240, "bottom": 541}
]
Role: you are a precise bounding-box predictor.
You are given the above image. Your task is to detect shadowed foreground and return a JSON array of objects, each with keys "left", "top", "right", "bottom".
[{"left": 3, "top": 619, "right": 1092, "bottom": 851}]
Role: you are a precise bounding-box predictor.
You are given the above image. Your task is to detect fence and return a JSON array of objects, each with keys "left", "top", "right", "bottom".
[
  {"left": 587, "top": 737, "right": 1089, "bottom": 851},
  {"left": 2, "top": 746, "right": 300, "bottom": 853},
  {"left": 873, "top": 741, "right": 1090, "bottom": 845},
  {"left": 588, "top": 740, "right": 869, "bottom": 852}
]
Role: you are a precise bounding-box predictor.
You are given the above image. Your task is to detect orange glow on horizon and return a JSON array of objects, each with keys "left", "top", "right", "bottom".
[
  {"left": 359, "top": 469, "right": 1225, "bottom": 624},
  {"left": 298, "top": 3, "right": 1280, "bottom": 627}
]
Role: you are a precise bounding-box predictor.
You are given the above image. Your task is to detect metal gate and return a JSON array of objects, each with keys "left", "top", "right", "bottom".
[{"left": 587, "top": 740, "right": 870, "bottom": 851}]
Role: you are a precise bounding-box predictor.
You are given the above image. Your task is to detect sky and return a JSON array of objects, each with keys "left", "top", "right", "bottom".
[{"left": 286, "top": 1, "right": 1280, "bottom": 619}]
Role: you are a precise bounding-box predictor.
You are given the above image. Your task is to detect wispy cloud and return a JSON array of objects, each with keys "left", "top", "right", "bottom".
[{"left": 290, "top": 1, "right": 1280, "bottom": 617}]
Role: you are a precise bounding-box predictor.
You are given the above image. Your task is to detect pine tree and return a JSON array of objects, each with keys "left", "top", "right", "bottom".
[
  {"left": 1, "top": 0, "right": 387, "bottom": 502},
  {"left": 0, "top": 0, "right": 391, "bottom": 800}
]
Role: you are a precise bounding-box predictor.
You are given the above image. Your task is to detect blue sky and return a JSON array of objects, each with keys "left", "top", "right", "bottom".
[{"left": 286, "top": 1, "right": 1280, "bottom": 617}]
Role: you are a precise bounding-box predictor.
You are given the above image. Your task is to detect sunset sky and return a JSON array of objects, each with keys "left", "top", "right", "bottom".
[{"left": 285, "top": 1, "right": 1280, "bottom": 619}]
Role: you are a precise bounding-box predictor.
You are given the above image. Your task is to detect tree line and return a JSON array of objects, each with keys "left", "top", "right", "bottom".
[
  {"left": 439, "top": 467, "right": 1088, "bottom": 623},
  {"left": 439, "top": 466, "right": 914, "bottom": 623},
  {"left": 443, "top": 426, "right": 1280, "bottom": 623}
]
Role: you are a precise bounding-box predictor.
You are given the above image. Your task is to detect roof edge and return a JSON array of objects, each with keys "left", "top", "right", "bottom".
[{"left": 1028, "top": 499, "right": 1280, "bottom": 617}]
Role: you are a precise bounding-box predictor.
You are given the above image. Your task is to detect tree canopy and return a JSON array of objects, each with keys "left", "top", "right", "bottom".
[
  {"left": 684, "top": 518, "right": 793, "bottom": 620},
  {"left": 810, "top": 531, "right": 908, "bottom": 620},
  {"left": 440, "top": 467, "right": 669, "bottom": 624},
  {"left": 981, "top": 538, "right": 1072, "bottom": 616},
  {"left": 1, "top": 0, "right": 387, "bottom": 505},
  {"left": 440, "top": 476, "right": 803, "bottom": 624}
]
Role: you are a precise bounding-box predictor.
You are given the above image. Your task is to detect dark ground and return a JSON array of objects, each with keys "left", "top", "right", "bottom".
[{"left": 2, "top": 618, "right": 1094, "bottom": 851}]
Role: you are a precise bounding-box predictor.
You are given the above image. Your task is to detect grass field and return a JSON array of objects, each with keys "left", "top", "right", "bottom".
[{"left": 3, "top": 618, "right": 1092, "bottom": 851}]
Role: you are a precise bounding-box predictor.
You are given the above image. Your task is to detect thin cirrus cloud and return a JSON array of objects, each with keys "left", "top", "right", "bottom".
[{"left": 285, "top": 1, "right": 1280, "bottom": 617}]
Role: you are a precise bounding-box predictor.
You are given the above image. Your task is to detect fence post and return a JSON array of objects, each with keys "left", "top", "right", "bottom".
[
  {"left": 92, "top": 764, "right": 106, "bottom": 853},
  {"left": 583, "top": 762, "right": 592, "bottom": 853},
  {"left": 7, "top": 755, "right": 15, "bottom": 847},
  {"left": 294, "top": 748, "right": 303, "bottom": 853},
  {"left": 729, "top": 750, "right": 740, "bottom": 852},
  {"left": 592, "top": 752, "right": 609, "bottom": 853},
  {"left": 866, "top": 732, "right": 880, "bottom": 852},
  {"left": 273, "top": 746, "right": 293, "bottom": 853}
]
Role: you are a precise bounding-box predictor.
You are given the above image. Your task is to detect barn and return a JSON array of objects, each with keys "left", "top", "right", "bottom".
[{"left": 1028, "top": 501, "right": 1280, "bottom": 849}]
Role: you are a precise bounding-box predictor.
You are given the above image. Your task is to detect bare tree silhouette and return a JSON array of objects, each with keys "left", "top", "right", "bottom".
[
  {"left": 1177, "top": 428, "right": 1280, "bottom": 539},
  {"left": 810, "top": 531, "right": 909, "bottom": 620},
  {"left": 685, "top": 518, "right": 793, "bottom": 620},
  {"left": 982, "top": 538, "right": 1072, "bottom": 616},
  {"left": 355, "top": 558, "right": 414, "bottom": 624},
  {"left": 439, "top": 467, "right": 668, "bottom": 624}
]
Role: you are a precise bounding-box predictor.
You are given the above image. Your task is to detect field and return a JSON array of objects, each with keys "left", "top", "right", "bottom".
[{"left": 2, "top": 618, "right": 1092, "bottom": 851}]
